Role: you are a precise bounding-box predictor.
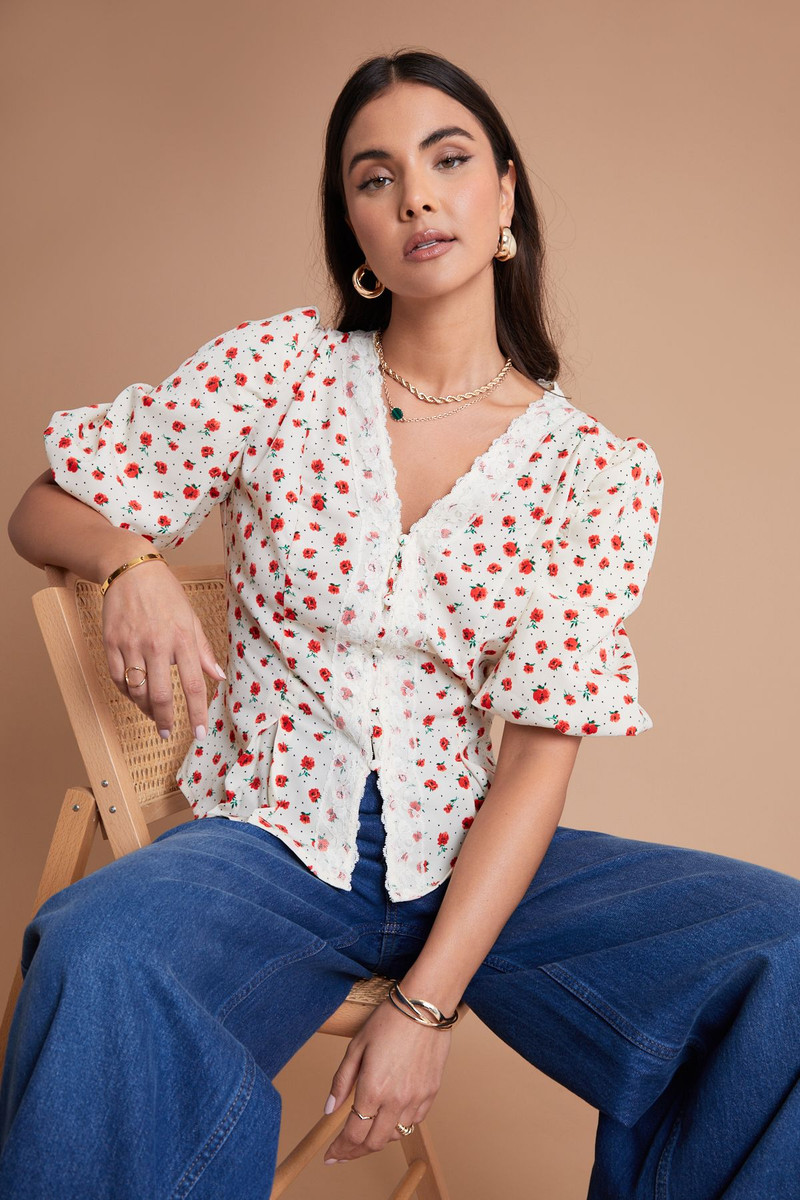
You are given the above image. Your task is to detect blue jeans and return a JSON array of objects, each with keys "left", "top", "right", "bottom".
[{"left": 1, "top": 771, "right": 798, "bottom": 1198}]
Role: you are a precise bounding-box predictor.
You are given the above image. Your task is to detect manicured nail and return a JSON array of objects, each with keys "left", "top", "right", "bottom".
[
  {"left": 159, "top": 729, "right": 171, "bottom": 740},
  {"left": 324, "top": 1093, "right": 336, "bottom": 1115},
  {"left": 194, "top": 725, "right": 206, "bottom": 740},
  {"left": 214, "top": 663, "right": 226, "bottom": 679},
  {"left": 324, "top": 1158, "right": 340, "bottom": 1165}
]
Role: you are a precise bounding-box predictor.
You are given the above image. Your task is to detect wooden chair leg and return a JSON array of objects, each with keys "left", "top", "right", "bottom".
[
  {"left": 269, "top": 1074, "right": 452, "bottom": 1200},
  {"left": 1, "top": 786, "right": 100, "bottom": 1068},
  {"left": 388, "top": 1158, "right": 429, "bottom": 1199},
  {"left": 269, "top": 1089, "right": 355, "bottom": 1197},
  {"left": 398, "top": 1119, "right": 452, "bottom": 1200},
  {"left": 32, "top": 786, "right": 100, "bottom": 912},
  {"left": 0, "top": 964, "right": 23, "bottom": 1074}
]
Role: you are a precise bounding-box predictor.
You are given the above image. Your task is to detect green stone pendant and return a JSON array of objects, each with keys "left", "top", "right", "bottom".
[{"left": 390, "top": 407, "right": 404, "bottom": 421}]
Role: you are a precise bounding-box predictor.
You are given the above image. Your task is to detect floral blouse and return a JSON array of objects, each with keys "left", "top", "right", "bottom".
[{"left": 44, "top": 304, "right": 664, "bottom": 902}]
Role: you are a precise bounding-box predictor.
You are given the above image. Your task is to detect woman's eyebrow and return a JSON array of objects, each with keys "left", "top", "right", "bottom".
[{"left": 346, "top": 125, "right": 476, "bottom": 175}]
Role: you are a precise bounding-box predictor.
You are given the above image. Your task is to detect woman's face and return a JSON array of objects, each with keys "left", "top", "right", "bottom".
[{"left": 341, "top": 81, "right": 515, "bottom": 301}]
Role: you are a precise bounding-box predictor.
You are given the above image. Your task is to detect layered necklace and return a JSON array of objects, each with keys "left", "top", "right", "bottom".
[{"left": 373, "top": 329, "right": 514, "bottom": 423}]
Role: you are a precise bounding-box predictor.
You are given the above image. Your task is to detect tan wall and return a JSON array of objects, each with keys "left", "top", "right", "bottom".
[{"left": 2, "top": 1, "right": 798, "bottom": 1195}]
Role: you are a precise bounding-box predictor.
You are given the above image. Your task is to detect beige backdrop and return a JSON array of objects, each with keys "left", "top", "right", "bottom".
[{"left": 2, "top": 1, "right": 798, "bottom": 1196}]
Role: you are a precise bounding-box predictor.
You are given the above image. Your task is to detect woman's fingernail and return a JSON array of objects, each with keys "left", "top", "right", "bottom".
[
  {"left": 324, "top": 1093, "right": 336, "bottom": 1115},
  {"left": 324, "top": 1158, "right": 340, "bottom": 1165},
  {"left": 159, "top": 729, "right": 171, "bottom": 740},
  {"left": 215, "top": 662, "right": 226, "bottom": 679},
  {"left": 194, "top": 725, "right": 206, "bottom": 740}
]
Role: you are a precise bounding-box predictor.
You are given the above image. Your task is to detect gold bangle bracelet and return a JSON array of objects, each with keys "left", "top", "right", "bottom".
[
  {"left": 388, "top": 983, "right": 459, "bottom": 1028},
  {"left": 100, "top": 552, "right": 167, "bottom": 597}
]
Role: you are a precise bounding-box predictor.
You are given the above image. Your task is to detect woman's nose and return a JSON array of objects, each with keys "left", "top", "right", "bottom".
[{"left": 398, "top": 174, "right": 437, "bottom": 217}]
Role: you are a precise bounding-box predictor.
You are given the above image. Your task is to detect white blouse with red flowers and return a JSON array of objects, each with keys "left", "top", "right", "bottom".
[{"left": 43, "top": 304, "right": 664, "bottom": 902}]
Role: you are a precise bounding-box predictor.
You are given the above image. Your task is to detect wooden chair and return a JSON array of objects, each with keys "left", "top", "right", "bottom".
[{"left": 1, "top": 563, "right": 470, "bottom": 1199}]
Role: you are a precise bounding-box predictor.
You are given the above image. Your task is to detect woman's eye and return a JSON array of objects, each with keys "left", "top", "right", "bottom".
[
  {"left": 358, "top": 173, "right": 391, "bottom": 191},
  {"left": 357, "top": 154, "right": 471, "bottom": 191},
  {"left": 439, "top": 154, "right": 471, "bottom": 170}
]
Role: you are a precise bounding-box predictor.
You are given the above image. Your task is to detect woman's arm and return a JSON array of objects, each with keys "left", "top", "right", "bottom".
[
  {"left": 394, "top": 721, "right": 581, "bottom": 1014},
  {"left": 9, "top": 470, "right": 224, "bottom": 737},
  {"left": 9, "top": 469, "right": 155, "bottom": 579},
  {"left": 16, "top": 308, "right": 323, "bottom": 740},
  {"left": 321, "top": 723, "right": 580, "bottom": 1163}
]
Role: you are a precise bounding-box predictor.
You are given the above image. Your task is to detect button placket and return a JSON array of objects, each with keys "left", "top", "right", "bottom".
[
  {"left": 371, "top": 533, "right": 405, "bottom": 770},
  {"left": 369, "top": 606, "right": 392, "bottom": 766}
]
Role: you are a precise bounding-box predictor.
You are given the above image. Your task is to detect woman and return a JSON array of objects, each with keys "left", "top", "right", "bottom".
[{"left": 2, "top": 48, "right": 798, "bottom": 1199}]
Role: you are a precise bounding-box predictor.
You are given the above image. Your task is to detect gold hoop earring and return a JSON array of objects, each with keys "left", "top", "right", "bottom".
[
  {"left": 352, "top": 262, "right": 385, "bottom": 299},
  {"left": 494, "top": 226, "right": 517, "bottom": 261}
]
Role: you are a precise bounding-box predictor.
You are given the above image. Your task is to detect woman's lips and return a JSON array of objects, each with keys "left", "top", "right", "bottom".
[{"left": 404, "top": 238, "right": 456, "bottom": 261}]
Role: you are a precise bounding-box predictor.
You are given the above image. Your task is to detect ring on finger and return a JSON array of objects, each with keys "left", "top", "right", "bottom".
[
  {"left": 124, "top": 665, "right": 148, "bottom": 688},
  {"left": 350, "top": 1105, "right": 377, "bottom": 1120},
  {"left": 349, "top": 1103, "right": 414, "bottom": 1135}
]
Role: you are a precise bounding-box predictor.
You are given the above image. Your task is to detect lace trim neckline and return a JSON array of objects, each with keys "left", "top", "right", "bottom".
[{"left": 355, "top": 328, "right": 568, "bottom": 540}]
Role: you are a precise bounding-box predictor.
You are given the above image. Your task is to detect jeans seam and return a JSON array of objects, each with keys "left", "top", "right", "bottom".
[
  {"left": 654, "top": 1109, "right": 683, "bottom": 1199},
  {"left": 216, "top": 938, "right": 327, "bottom": 1023},
  {"left": 168, "top": 1050, "right": 257, "bottom": 1198},
  {"left": 539, "top": 963, "right": 684, "bottom": 1061},
  {"left": 328, "top": 923, "right": 392, "bottom": 950}
]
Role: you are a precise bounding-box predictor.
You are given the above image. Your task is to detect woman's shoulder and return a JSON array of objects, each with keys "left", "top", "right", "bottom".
[
  {"left": 547, "top": 384, "right": 662, "bottom": 490},
  {"left": 250, "top": 302, "right": 354, "bottom": 335},
  {"left": 238, "top": 303, "right": 372, "bottom": 358},
  {"left": 239, "top": 302, "right": 326, "bottom": 340}
]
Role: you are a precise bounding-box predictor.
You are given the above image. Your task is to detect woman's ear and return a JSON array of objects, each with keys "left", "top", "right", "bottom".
[{"left": 500, "top": 159, "right": 516, "bottom": 227}]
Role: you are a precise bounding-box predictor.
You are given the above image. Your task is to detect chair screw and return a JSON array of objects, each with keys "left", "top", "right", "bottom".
[
  {"left": 109, "top": 806, "right": 117, "bottom": 814},
  {"left": 100, "top": 779, "right": 109, "bottom": 788}
]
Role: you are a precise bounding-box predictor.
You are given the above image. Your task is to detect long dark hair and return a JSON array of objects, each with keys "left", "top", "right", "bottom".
[{"left": 319, "top": 48, "right": 562, "bottom": 384}]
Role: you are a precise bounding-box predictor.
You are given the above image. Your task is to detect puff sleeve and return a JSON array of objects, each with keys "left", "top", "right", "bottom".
[
  {"left": 42, "top": 304, "right": 323, "bottom": 551},
  {"left": 471, "top": 437, "right": 664, "bottom": 736}
]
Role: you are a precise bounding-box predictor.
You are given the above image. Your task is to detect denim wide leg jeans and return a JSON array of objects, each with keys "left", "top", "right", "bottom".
[{"left": 1, "top": 771, "right": 799, "bottom": 1199}]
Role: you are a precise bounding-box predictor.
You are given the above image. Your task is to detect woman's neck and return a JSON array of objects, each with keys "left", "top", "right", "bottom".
[{"left": 378, "top": 287, "right": 507, "bottom": 397}]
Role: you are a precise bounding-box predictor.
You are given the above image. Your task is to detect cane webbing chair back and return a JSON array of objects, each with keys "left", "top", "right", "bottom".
[
  {"left": 70, "top": 569, "right": 229, "bottom": 807},
  {"left": 1, "top": 563, "right": 466, "bottom": 1200}
]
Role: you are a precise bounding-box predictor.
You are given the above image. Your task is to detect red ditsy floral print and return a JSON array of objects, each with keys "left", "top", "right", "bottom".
[{"left": 44, "top": 305, "right": 664, "bottom": 901}]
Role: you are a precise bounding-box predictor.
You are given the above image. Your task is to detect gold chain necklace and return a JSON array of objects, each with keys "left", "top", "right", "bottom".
[{"left": 373, "top": 329, "right": 513, "bottom": 423}]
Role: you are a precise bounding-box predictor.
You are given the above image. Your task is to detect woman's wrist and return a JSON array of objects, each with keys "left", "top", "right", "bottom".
[
  {"left": 93, "top": 536, "right": 161, "bottom": 585},
  {"left": 100, "top": 552, "right": 168, "bottom": 597},
  {"left": 390, "top": 976, "right": 462, "bottom": 1024}
]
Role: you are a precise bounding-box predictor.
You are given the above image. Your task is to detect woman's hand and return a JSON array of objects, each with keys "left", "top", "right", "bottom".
[
  {"left": 321, "top": 999, "right": 453, "bottom": 1165},
  {"left": 101, "top": 559, "right": 226, "bottom": 739}
]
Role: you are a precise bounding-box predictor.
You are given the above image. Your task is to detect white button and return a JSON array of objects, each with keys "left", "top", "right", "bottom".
[{"left": 370, "top": 758, "right": 379, "bottom": 770}]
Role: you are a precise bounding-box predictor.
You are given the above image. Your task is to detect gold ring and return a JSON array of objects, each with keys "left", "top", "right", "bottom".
[
  {"left": 396, "top": 1122, "right": 415, "bottom": 1136},
  {"left": 124, "top": 665, "right": 148, "bottom": 688},
  {"left": 350, "top": 1104, "right": 377, "bottom": 1120}
]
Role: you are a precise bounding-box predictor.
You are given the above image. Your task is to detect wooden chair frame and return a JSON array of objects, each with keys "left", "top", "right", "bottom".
[{"left": 1, "top": 563, "right": 469, "bottom": 1200}]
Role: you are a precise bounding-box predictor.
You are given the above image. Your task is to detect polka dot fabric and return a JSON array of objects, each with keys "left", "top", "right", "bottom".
[{"left": 44, "top": 305, "right": 664, "bottom": 901}]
